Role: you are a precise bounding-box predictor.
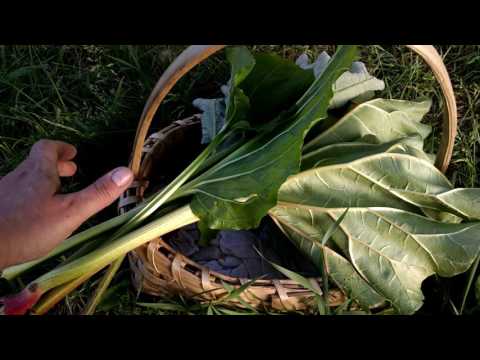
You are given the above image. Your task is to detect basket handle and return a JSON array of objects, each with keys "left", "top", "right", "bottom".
[{"left": 130, "top": 45, "right": 457, "bottom": 175}]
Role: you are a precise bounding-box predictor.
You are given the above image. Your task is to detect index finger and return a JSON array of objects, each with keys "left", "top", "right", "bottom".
[
  {"left": 29, "top": 139, "right": 77, "bottom": 163},
  {"left": 28, "top": 139, "right": 78, "bottom": 194}
]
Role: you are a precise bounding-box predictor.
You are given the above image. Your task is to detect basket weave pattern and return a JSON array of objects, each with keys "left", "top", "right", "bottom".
[{"left": 120, "top": 116, "right": 346, "bottom": 311}]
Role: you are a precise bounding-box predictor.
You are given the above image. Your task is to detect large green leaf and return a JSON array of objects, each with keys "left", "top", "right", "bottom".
[
  {"left": 272, "top": 217, "right": 386, "bottom": 310},
  {"left": 272, "top": 157, "right": 480, "bottom": 313},
  {"left": 303, "top": 147, "right": 480, "bottom": 223},
  {"left": 227, "top": 47, "right": 256, "bottom": 87},
  {"left": 196, "top": 50, "right": 385, "bottom": 144},
  {"left": 331, "top": 62, "right": 385, "bottom": 109},
  {"left": 303, "top": 98, "right": 432, "bottom": 153},
  {"left": 288, "top": 153, "right": 442, "bottom": 216},
  {"left": 371, "top": 98, "right": 433, "bottom": 121},
  {"left": 301, "top": 136, "right": 433, "bottom": 170},
  {"left": 239, "top": 53, "right": 314, "bottom": 123},
  {"left": 196, "top": 51, "right": 315, "bottom": 144},
  {"left": 182, "top": 46, "right": 358, "bottom": 230},
  {"left": 191, "top": 47, "right": 254, "bottom": 146},
  {"left": 435, "top": 189, "right": 480, "bottom": 221},
  {"left": 301, "top": 97, "right": 473, "bottom": 223},
  {"left": 223, "top": 47, "right": 255, "bottom": 129},
  {"left": 194, "top": 49, "right": 315, "bottom": 145}
]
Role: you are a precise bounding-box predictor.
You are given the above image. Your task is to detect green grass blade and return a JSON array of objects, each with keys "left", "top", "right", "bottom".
[
  {"left": 217, "top": 307, "right": 257, "bottom": 315},
  {"left": 318, "top": 208, "right": 349, "bottom": 315},
  {"left": 321, "top": 208, "right": 349, "bottom": 247},
  {"left": 460, "top": 252, "right": 480, "bottom": 314},
  {"left": 82, "top": 255, "right": 125, "bottom": 315},
  {"left": 217, "top": 278, "right": 261, "bottom": 304},
  {"left": 334, "top": 299, "right": 352, "bottom": 315},
  {"left": 137, "top": 302, "right": 187, "bottom": 313},
  {"left": 254, "top": 247, "right": 322, "bottom": 297},
  {"left": 450, "top": 298, "right": 460, "bottom": 315},
  {"left": 206, "top": 304, "right": 214, "bottom": 315},
  {"left": 255, "top": 210, "right": 348, "bottom": 316}
]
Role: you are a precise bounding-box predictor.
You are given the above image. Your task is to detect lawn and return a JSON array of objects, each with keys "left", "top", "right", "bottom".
[{"left": 0, "top": 45, "right": 479, "bottom": 315}]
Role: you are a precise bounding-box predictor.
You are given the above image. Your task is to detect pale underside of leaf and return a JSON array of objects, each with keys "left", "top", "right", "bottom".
[
  {"left": 436, "top": 189, "right": 480, "bottom": 221},
  {"left": 303, "top": 99, "right": 432, "bottom": 153},
  {"left": 272, "top": 204, "right": 480, "bottom": 314},
  {"left": 291, "top": 151, "right": 480, "bottom": 224},
  {"left": 369, "top": 98, "right": 433, "bottom": 122},
  {"left": 296, "top": 52, "right": 385, "bottom": 109},
  {"left": 270, "top": 210, "right": 387, "bottom": 310},
  {"left": 193, "top": 98, "right": 226, "bottom": 144},
  {"left": 301, "top": 136, "right": 432, "bottom": 170},
  {"left": 330, "top": 71, "right": 385, "bottom": 109}
]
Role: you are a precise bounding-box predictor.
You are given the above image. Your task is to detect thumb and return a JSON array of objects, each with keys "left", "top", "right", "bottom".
[{"left": 61, "top": 167, "right": 134, "bottom": 225}]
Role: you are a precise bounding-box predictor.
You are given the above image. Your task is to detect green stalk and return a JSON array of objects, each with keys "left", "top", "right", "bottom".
[
  {"left": 62, "top": 235, "right": 110, "bottom": 265},
  {"left": 27, "top": 238, "right": 110, "bottom": 314},
  {"left": 32, "top": 271, "right": 97, "bottom": 315},
  {"left": 30, "top": 221, "right": 142, "bottom": 315},
  {"left": 82, "top": 255, "right": 124, "bottom": 315},
  {"left": 81, "top": 130, "right": 232, "bottom": 314},
  {"left": 39, "top": 205, "right": 198, "bottom": 292},
  {"left": 113, "top": 131, "right": 229, "bottom": 237},
  {"left": 1, "top": 205, "right": 199, "bottom": 315},
  {"left": 10, "top": 235, "right": 111, "bottom": 315}
]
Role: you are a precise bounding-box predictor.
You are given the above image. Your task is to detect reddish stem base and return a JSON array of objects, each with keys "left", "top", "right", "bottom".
[{"left": 0, "top": 284, "right": 43, "bottom": 315}]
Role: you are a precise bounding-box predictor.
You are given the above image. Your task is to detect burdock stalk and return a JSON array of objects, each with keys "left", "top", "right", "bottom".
[{"left": 0, "top": 205, "right": 199, "bottom": 315}]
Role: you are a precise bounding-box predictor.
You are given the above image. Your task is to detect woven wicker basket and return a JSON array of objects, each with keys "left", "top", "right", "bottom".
[{"left": 120, "top": 45, "right": 458, "bottom": 312}]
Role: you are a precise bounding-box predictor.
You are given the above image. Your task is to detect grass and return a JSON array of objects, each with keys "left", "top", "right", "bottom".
[{"left": 0, "top": 45, "right": 479, "bottom": 315}]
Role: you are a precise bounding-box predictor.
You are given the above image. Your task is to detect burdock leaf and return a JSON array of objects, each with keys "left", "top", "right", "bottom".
[
  {"left": 301, "top": 136, "right": 432, "bottom": 171},
  {"left": 185, "top": 46, "right": 358, "bottom": 230},
  {"left": 303, "top": 98, "right": 433, "bottom": 153},
  {"left": 271, "top": 158, "right": 480, "bottom": 314},
  {"left": 297, "top": 51, "right": 385, "bottom": 109},
  {"left": 223, "top": 47, "right": 255, "bottom": 129},
  {"left": 239, "top": 52, "right": 314, "bottom": 123},
  {"left": 272, "top": 216, "right": 386, "bottom": 310},
  {"left": 193, "top": 98, "right": 226, "bottom": 144},
  {"left": 194, "top": 48, "right": 316, "bottom": 143}
]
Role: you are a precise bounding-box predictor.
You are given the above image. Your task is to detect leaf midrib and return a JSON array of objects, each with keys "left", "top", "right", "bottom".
[
  {"left": 286, "top": 152, "right": 453, "bottom": 211},
  {"left": 191, "top": 80, "right": 334, "bottom": 187},
  {"left": 272, "top": 207, "right": 424, "bottom": 313},
  {"left": 275, "top": 202, "right": 478, "bottom": 237}
]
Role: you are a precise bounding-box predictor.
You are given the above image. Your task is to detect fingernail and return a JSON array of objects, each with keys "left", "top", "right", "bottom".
[{"left": 111, "top": 167, "right": 133, "bottom": 187}]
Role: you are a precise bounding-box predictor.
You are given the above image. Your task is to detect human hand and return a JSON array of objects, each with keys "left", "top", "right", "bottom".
[{"left": 0, "top": 139, "right": 133, "bottom": 269}]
